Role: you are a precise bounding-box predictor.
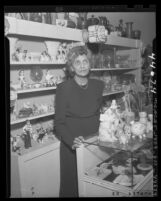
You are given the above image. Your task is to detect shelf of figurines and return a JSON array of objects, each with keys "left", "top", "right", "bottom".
[
  {"left": 17, "top": 86, "right": 56, "bottom": 94},
  {"left": 10, "top": 90, "right": 124, "bottom": 126},
  {"left": 98, "top": 100, "right": 153, "bottom": 148},
  {"left": 13, "top": 83, "right": 124, "bottom": 95},
  {"left": 11, "top": 111, "right": 55, "bottom": 125},
  {"left": 6, "top": 16, "right": 83, "bottom": 42},
  {"left": 11, "top": 120, "right": 59, "bottom": 156},
  {"left": 103, "top": 90, "right": 124, "bottom": 97},
  {"left": 91, "top": 67, "right": 139, "bottom": 72},
  {"left": 6, "top": 16, "right": 141, "bottom": 48},
  {"left": 10, "top": 61, "right": 66, "bottom": 65}
]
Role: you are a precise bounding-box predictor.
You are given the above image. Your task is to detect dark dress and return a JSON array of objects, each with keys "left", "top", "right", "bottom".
[{"left": 55, "top": 78, "right": 104, "bottom": 197}]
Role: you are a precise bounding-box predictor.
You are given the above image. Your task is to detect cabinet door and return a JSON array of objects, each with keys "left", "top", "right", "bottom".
[{"left": 20, "top": 148, "right": 60, "bottom": 197}]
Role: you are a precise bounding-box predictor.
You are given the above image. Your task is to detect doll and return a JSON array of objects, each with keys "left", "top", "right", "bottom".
[
  {"left": 18, "top": 70, "right": 26, "bottom": 89},
  {"left": 22, "top": 120, "right": 32, "bottom": 149}
]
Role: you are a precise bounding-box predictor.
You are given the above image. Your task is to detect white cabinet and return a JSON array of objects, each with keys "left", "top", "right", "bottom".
[{"left": 11, "top": 141, "right": 60, "bottom": 198}]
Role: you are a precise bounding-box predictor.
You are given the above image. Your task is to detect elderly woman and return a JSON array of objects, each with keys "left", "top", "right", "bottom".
[{"left": 55, "top": 46, "right": 104, "bottom": 197}]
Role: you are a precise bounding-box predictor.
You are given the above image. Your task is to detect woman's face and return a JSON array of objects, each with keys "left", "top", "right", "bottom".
[{"left": 71, "top": 54, "right": 90, "bottom": 77}]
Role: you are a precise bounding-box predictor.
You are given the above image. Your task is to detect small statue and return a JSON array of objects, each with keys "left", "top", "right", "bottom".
[
  {"left": 22, "top": 50, "right": 28, "bottom": 61},
  {"left": 11, "top": 136, "right": 21, "bottom": 155},
  {"left": 22, "top": 120, "right": 32, "bottom": 149},
  {"left": 45, "top": 70, "right": 54, "bottom": 86},
  {"left": 18, "top": 70, "right": 26, "bottom": 89},
  {"left": 40, "top": 51, "right": 52, "bottom": 62},
  {"left": 36, "top": 124, "right": 46, "bottom": 143},
  {"left": 56, "top": 43, "right": 68, "bottom": 63},
  {"left": 12, "top": 47, "right": 21, "bottom": 61}
]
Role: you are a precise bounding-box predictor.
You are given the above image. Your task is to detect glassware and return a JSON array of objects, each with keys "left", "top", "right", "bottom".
[{"left": 125, "top": 22, "right": 133, "bottom": 38}]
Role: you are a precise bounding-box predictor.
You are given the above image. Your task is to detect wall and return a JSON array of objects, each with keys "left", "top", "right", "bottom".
[{"left": 87, "top": 12, "right": 156, "bottom": 47}]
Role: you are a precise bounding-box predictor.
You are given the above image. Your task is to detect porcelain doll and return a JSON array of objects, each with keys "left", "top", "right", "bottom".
[
  {"left": 45, "top": 70, "right": 54, "bottom": 86},
  {"left": 99, "top": 100, "right": 121, "bottom": 142},
  {"left": 18, "top": 70, "right": 26, "bottom": 89},
  {"left": 56, "top": 43, "right": 68, "bottom": 63},
  {"left": 22, "top": 120, "right": 32, "bottom": 149}
]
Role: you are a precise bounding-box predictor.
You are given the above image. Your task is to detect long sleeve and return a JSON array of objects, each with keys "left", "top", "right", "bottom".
[{"left": 55, "top": 83, "right": 74, "bottom": 149}]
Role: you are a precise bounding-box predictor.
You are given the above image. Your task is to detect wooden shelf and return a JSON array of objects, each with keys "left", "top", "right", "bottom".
[
  {"left": 6, "top": 17, "right": 142, "bottom": 49},
  {"left": 6, "top": 16, "right": 83, "bottom": 42},
  {"left": 10, "top": 61, "right": 66, "bottom": 65},
  {"left": 105, "top": 35, "right": 142, "bottom": 49},
  {"left": 17, "top": 86, "right": 56, "bottom": 94},
  {"left": 91, "top": 67, "right": 139, "bottom": 71},
  {"left": 103, "top": 90, "right": 124, "bottom": 96},
  {"left": 11, "top": 111, "right": 55, "bottom": 125}
]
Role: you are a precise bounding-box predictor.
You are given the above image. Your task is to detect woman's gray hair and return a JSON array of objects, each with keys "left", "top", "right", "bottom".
[{"left": 66, "top": 46, "right": 92, "bottom": 77}]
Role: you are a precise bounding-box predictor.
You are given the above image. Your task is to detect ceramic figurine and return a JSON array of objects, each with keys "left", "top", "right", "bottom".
[
  {"left": 99, "top": 100, "right": 121, "bottom": 142},
  {"left": 56, "top": 43, "right": 68, "bottom": 63},
  {"left": 18, "top": 70, "right": 26, "bottom": 89},
  {"left": 36, "top": 124, "right": 46, "bottom": 143},
  {"left": 22, "top": 120, "right": 32, "bottom": 149},
  {"left": 131, "top": 121, "right": 146, "bottom": 139},
  {"left": 12, "top": 47, "right": 21, "bottom": 61},
  {"left": 22, "top": 50, "right": 28, "bottom": 61},
  {"left": 45, "top": 70, "right": 54, "bottom": 86},
  {"left": 40, "top": 51, "right": 52, "bottom": 62},
  {"left": 11, "top": 136, "right": 21, "bottom": 154}
]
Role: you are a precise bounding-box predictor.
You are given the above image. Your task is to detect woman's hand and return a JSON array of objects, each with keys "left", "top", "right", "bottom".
[{"left": 72, "top": 136, "right": 84, "bottom": 150}]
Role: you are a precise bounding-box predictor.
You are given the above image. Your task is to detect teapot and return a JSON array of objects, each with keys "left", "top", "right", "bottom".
[
  {"left": 87, "top": 15, "right": 99, "bottom": 27},
  {"left": 64, "top": 13, "right": 76, "bottom": 28}
]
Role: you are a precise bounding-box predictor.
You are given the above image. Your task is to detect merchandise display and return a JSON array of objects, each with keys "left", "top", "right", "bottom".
[
  {"left": 22, "top": 120, "right": 32, "bottom": 149},
  {"left": 7, "top": 14, "right": 153, "bottom": 197},
  {"left": 99, "top": 96, "right": 153, "bottom": 144},
  {"left": 17, "top": 101, "right": 55, "bottom": 119}
]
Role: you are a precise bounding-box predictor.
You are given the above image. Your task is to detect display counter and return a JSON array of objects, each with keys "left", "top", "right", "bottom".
[{"left": 76, "top": 134, "right": 153, "bottom": 197}]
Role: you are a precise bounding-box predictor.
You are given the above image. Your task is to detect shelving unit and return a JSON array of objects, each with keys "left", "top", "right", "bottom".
[
  {"left": 17, "top": 86, "right": 56, "bottom": 94},
  {"left": 103, "top": 90, "right": 124, "bottom": 96},
  {"left": 6, "top": 16, "right": 83, "bottom": 41},
  {"left": 91, "top": 67, "right": 139, "bottom": 72},
  {"left": 7, "top": 15, "right": 142, "bottom": 198},
  {"left": 11, "top": 61, "right": 66, "bottom": 65},
  {"left": 11, "top": 111, "right": 55, "bottom": 125}
]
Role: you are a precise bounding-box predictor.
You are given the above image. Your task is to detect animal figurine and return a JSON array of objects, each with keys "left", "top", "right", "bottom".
[{"left": 36, "top": 124, "right": 46, "bottom": 143}]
